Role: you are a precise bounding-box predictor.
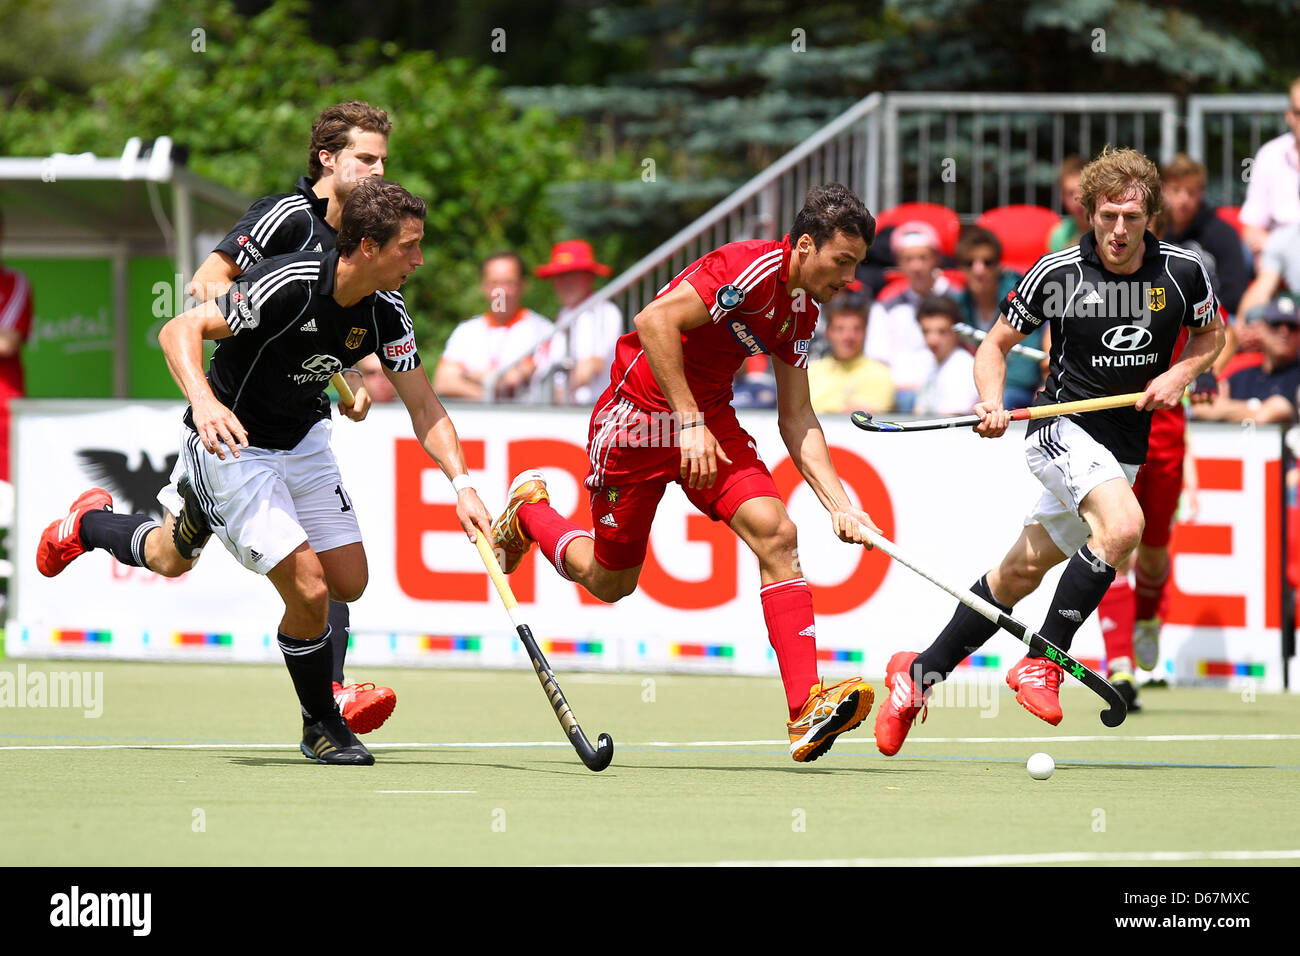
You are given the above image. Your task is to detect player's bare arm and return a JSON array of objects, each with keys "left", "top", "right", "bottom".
[
  {"left": 389, "top": 365, "right": 493, "bottom": 541},
  {"left": 773, "top": 359, "right": 880, "bottom": 546},
  {"left": 157, "top": 300, "right": 247, "bottom": 460},
  {"left": 1137, "top": 318, "right": 1225, "bottom": 411},
  {"left": 186, "top": 251, "right": 241, "bottom": 302},
  {"left": 633, "top": 281, "right": 732, "bottom": 489},
  {"left": 972, "top": 316, "right": 1026, "bottom": 438}
]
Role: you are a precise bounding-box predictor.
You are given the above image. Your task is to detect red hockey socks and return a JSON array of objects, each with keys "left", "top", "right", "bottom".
[
  {"left": 1098, "top": 574, "right": 1136, "bottom": 669},
  {"left": 517, "top": 502, "right": 592, "bottom": 581},
  {"left": 1134, "top": 561, "right": 1170, "bottom": 621},
  {"left": 761, "top": 577, "right": 821, "bottom": 719}
]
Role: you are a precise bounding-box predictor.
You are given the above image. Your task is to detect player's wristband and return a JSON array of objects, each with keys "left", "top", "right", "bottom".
[{"left": 450, "top": 473, "right": 475, "bottom": 493}]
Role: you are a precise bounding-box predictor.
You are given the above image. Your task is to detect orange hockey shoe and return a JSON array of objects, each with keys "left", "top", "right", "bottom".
[
  {"left": 787, "top": 676, "right": 874, "bottom": 763},
  {"left": 490, "top": 470, "right": 550, "bottom": 573}
]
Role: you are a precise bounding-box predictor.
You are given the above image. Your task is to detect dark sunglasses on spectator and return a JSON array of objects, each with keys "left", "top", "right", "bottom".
[
  {"left": 1268, "top": 320, "right": 1298, "bottom": 331},
  {"left": 961, "top": 256, "right": 997, "bottom": 267}
]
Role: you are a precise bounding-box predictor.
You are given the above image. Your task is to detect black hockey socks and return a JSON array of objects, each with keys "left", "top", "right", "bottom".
[
  {"left": 327, "top": 600, "right": 350, "bottom": 685},
  {"left": 79, "top": 511, "right": 158, "bottom": 568},
  {"left": 913, "top": 575, "right": 1012, "bottom": 685},
  {"left": 1034, "top": 543, "right": 1117, "bottom": 655},
  {"left": 278, "top": 626, "right": 338, "bottom": 722}
]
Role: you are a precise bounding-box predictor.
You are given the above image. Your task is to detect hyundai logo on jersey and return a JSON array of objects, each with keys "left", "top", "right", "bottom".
[{"left": 1101, "top": 326, "right": 1154, "bottom": 352}]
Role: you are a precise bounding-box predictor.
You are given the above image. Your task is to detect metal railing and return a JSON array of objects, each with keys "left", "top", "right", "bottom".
[
  {"left": 484, "top": 92, "right": 885, "bottom": 403},
  {"left": 1186, "top": 94, "right": 1289, "bottom": 208},
  {"left": 503, "top": 91, "right": 1292, "bottom": 405},
  {"left": 882, "top": 92, "right": 1178, "bottom": 219}
]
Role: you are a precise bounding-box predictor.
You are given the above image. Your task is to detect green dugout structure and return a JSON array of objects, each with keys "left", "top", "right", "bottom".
[{"left": 0, "top": 139, "right": 249, "bottom": 399}]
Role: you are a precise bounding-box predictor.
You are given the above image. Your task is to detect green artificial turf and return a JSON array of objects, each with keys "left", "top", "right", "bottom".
[{"left": 1, "top": 662, "right": 1297, "bottom": 866}]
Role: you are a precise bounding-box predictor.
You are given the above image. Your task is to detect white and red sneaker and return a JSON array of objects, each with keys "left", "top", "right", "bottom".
[
  {"left": 875, "top": 651, "right": 931, "bottom": 756},
  {"left": 333, "top": 681, "right": 397, "bottom": 735},
  {"left": 1006, "top": 656, "right": 1065, "bottom": 725},
  {"left": 36, "top": 488, "right": 113, "bottom": 577}
]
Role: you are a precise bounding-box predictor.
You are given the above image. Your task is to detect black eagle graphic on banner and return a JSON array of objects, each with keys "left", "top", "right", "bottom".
[{"left": 75, "top": 450, "right": 178, "bottom": 522}]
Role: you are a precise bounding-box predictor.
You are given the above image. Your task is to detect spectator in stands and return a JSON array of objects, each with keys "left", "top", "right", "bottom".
[
  {"left": 913, "top": 295, "right": 979, "bottom": 416},
  {"left": 953, "top": 226, "right": 1046, "bottom": 409},
  {"left": 0, "top": 208, "right": 33, "bottom": 484},
  {"left": 1238, "top": 222, "right": 1300, "bottom": 320},
  {"left": 534, "top": 240, "right": 622, "bottom": 406},
  {"left": 1191, "top": 298, "right": 1300, "bottom": 424},
  {"left": 434, "top": 251, "right": 553, "bottom": 401},
  {"left": 1161, "top": 154, "right": 1250, "bottom": 315},
  {"left": 732, "top": 355, "right": 778, "bottom": 410},
  {"left": 864, "top": 221, "right": 956, "bottom": 412},
  {"left": 807, "top": 291, "right": 894, "bottom": 415},
  {"left": 1239, "top": 77, "right": 1300, "bottom": 257},
  {"left": 356, "top": 352, "right": 397, "bottom": 404},
  {"left": 1047, "top": 155, "right": 1088, "bottom": 252}
]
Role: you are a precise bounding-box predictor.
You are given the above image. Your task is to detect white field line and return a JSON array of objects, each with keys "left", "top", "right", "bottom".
[
  {"left": 2, "top": 733, "right": 1298, "bottom": 751},
  {"left": 376, "top": 790, "right": 476, "bottom": 794},
  {"left": 610, "top": 849, "right": 1300, "bottom": 867}
]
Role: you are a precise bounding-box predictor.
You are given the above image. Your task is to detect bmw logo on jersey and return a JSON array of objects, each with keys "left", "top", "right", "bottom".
[{"left": 716, "top": 284, "right": 746, "bottom": 311}]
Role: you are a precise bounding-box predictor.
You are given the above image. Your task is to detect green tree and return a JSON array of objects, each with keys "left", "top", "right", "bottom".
[
  {"left": 505, "top": 0, "right": 1293, "bottom": 239},
  {"left": 0, "top": 0, "right": 623, "bottom": 353}
]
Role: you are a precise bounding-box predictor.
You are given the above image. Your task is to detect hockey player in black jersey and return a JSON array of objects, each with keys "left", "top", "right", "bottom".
[
  {"left": 875, "top": 147, "right": 1224, "bottom": 755},
  {"left": 38, "top": 180, "right": 493, "bottom": 766}
]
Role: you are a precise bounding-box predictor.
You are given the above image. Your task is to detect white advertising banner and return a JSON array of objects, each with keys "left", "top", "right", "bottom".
[{"left": 9, "top": 400, "right": 1289, "bottom": 690}]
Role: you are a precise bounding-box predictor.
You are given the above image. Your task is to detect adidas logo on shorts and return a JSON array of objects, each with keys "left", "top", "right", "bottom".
[
  {"left": 600, "top": 513, "right": 618, "bottom": 528},
  {"left": 249, "top": 549, "right": 264, "bottom": 563},
  {"left": 798, "top": 625, "right": 816, "bottom": 638},
  {"left": 1058, "top": 609, "right": 1083, "bottom": 622},
  {"left": 300, "top": 318, "right": 317, "bottom": 333}
]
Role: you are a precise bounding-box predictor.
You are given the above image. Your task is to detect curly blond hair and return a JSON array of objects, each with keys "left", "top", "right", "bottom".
[{"left": 1079, "top": 145, "right": 1162, "bottom": 220}]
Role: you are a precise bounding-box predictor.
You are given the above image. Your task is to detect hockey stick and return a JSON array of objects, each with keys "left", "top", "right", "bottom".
[
  {"left": 332, "top": 372, "right": 355, "bottom": 407},
  {"left": 858, "top": 525, "right": 1127, "bottom": 728},
  {"left": 953, "top": 322, "right": 1048, "bottom": 361},
  {"left": 851, "top": 391, "right": 1144, "bottom": 433},
  {"left": 473, "top": 534, "right": 615, "bottom": 771}
]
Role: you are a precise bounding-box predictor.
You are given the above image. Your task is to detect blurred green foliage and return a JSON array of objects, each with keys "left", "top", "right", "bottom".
[
  {"left": 0, "top": 0, "right": 634, "bottom": 354},
  {"left": 3, "top": 0, "right": 1297, "bottom": 352}
]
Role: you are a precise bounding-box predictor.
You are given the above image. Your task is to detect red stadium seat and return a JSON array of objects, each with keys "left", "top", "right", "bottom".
[
  {"left": 875, "top": 202, "right": 961, "bottom": 257},
  {"left": 976, "top": 205, "right": 1061, "bottom": 274},
  {"left": 1215, "top": 205, "right": 1244, "bottom": 237},
  {"left": 941, "top": 268, "right": 968, "bottom": 290},
  {"left": 1218, "top": 349, "right": 1263, "bottom": 381},
  {"left": 876, "top": 277, "right": 911, "bottom": 302},
  {"left": 878, "top": 271, "right": 967, "bottom": 299}
]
